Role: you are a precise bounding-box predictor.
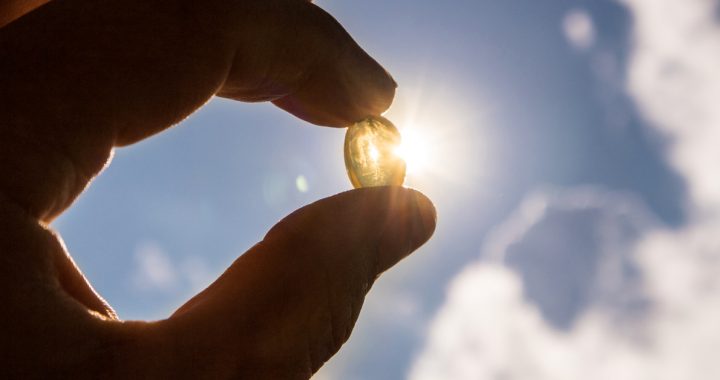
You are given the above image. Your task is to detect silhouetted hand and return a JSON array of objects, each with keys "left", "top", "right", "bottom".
[{"left": 0, "top": 0, "right": 436, "bottom": 378}]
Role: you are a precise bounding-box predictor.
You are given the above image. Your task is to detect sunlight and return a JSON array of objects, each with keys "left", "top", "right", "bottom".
[
  {"left": 381, "top": 79, "right": 490, "bottom": 195},
  {"left": 395, "top": 127, "right": 432, "bottom": 175}
]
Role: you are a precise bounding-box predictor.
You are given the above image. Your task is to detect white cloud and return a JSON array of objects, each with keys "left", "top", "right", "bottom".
[
  {"left": 487, "top": 188, "right": 654, "bottom": 329},
  {"left": 409, "top": 189, "right": 653, "bottom": 380},
  {"left": 409, "top": 189, "right": 720, "bottom": 380},
  {"left": 410, "top": 2, "right": 720, "bottom": 377},
  {"left": 623, "top": 0, "right": 720, "bottom": 212},
  {"left": 563, "top": 9, "right": 596, "bottom": 50},
  {"left": 132, "top": 240, "right": 214, "bottom": 293},
  {"left": 132, "top": 241, "right": 179, "bottom": 291}
]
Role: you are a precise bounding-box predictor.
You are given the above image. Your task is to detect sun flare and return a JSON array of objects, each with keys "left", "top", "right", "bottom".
[
  {"left": 377, "top": 80, "right": 482, "bottom": 192},
  {"left": 395, "top": 127, "right": 432, "bottom": 175}
]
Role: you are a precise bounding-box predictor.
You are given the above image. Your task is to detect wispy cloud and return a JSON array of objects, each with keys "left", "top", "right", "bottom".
[
  {"left": 132, "top": 241, "right": 179, "bottom": 291},
  {"left": 131, "top": 240, "right": 214, "bottom": 293}
]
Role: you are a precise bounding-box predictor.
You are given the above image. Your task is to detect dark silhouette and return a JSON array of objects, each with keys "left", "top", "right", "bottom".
[{"left": 0, "top": 1, "right": 436, "bottom": 378}]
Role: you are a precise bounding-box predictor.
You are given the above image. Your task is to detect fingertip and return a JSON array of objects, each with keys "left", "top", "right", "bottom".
[
  {"left": 375, "top": 187, "right": 436, "bottom": 272},
  {"left": 409, "top": 189, "right": 438, "bottom": 249},
  {"left": 270, "top": 4, "right": 397, "bottom": 127},
  {"left": 218, "top": 0, "right": 396, "bottom": 127},
  {"left": 271, "top": 56, "right": 397, "bottom": 127},
  {"left": 264, "top": 186, "right": 435, "bottom": 276}
]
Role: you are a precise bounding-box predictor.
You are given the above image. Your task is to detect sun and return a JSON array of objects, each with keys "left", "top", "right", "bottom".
[
  {"left": 378, "top": 81, "right": 481, "bottom": 192},
  {"left": 394, "top": 126, "right": 431, "bottom": 176}
]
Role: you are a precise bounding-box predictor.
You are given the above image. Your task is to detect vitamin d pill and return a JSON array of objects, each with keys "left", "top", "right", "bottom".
[{"left": 344, "top": 116, "right": 406, "bottom": 188}]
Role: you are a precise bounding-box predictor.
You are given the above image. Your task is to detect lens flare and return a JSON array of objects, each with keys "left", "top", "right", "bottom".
[
  {"left": 380, "top": 80, "right": 486, "bottom": 196},
  {"left": 395, "top": 127, "right": 431, "bottom": 175}
]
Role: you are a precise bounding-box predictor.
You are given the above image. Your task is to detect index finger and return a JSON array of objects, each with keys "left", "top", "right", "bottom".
[
  {"left": 0, "top": 0, "right": 395, "bottom": 220},
  {"left": 218, "top": 1, "right": 397, "bottom": 127}
]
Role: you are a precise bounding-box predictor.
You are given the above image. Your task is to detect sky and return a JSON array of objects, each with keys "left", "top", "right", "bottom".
[{"left": 52, "top": 0, "right": 720, "bottom": 379}]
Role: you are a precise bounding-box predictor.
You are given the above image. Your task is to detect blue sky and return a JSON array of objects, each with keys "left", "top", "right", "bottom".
[{"left": 53, "top": 0, "right": 720, "bottom": 379}]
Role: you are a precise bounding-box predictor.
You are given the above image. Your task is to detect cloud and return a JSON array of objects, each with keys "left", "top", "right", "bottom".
[
  {"left": 409, "top": 188, "right": 720, "bottom": 380},
  {"left": 408, "top": 189, "right": 657, "bottom": 380},
  {"left": 132, "top": 241, "right": 179, "bottom": 291},
  {"left": 410, "top": 2, "right": 720, "bottom": 378},
  {"left": 623, "top": 0, "right": 720, "bottom": 211},
  {"left": 563, "top": 9, "right": 596, "bottom": 50},
  {"left": 131, "top": 240, "right": 214, "bottom": 293},
  {"left": 490, "top": 189, "right": 655, "bottom": 330}
]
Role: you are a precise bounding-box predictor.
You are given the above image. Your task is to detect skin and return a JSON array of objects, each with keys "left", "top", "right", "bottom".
[{"left": 0, "top": 0, "right": 436, "bottom": 378}]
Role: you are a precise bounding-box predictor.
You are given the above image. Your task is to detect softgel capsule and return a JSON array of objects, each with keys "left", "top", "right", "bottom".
[{"left": 344, "top": 116, "right": 406, "bottom": 188}]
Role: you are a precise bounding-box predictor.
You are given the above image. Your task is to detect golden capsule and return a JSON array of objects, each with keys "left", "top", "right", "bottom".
[{"left": 344, "top": 116, "right": 406, "bottom": 188}]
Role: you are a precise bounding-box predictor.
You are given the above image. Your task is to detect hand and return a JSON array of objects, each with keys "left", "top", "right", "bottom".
[{"left": 0, "top": 0, "right": 436, "bottom": 378}]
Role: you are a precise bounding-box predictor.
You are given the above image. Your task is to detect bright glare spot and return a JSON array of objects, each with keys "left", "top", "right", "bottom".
[
  {"left": 369, "top": 144, "right": 380, "bottom": 162},
  {"left": 295, "top": 175, "right": 309, "bottom": 193},
  {"left": 379, "top": 80, "right": 483, "bottom": 194},
  {"left": 395, "top": 128, "right": 431, "bottom": 175}
]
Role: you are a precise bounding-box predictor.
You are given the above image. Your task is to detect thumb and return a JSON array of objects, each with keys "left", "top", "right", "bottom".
[{"left": 165, "top": 188, "right": 435, "bottom": 378}]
